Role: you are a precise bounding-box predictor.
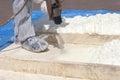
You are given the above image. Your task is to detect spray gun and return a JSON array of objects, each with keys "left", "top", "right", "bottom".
[
  {"left": 44, "top": 0, "right": 64, "bottom": 49},
  {"left": 46, "top": 0, "right": 63, "bottom": 25}
]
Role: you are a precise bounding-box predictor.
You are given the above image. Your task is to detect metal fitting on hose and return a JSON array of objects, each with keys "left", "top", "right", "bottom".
[
  {"left": 46, "top": 0, "right": 63, "bottom": 25},
  {"left": 52, "top": 2, "right": 62, "bottom": 24}
]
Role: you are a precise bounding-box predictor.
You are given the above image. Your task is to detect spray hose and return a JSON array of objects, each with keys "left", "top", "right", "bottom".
[{"left": 0, "top": 0, "right": 29, "bottom": 26}]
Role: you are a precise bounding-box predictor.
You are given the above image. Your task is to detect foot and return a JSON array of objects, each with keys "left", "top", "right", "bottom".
[{"left": 21, "top": 36, "right": 48, "bottom": 53}]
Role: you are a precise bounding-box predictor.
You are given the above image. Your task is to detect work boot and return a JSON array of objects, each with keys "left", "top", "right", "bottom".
[{"left": 21, "top": 36, "right": 48, "bottom": 53}]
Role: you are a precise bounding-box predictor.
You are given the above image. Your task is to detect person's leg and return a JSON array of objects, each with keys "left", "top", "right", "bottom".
[
  {"left": 13, "top": 0, "right": 35, "bottom": 43},
  {"left": 13, "top": 0, "right": 48, "bottom": 52}
]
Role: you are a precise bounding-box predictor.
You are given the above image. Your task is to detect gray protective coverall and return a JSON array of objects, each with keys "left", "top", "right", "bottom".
[{"left": 12, "top": 0, "right": 48, "bottom": 43}]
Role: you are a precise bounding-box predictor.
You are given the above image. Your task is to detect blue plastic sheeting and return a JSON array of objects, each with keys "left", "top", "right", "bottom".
[
  {"left": 0, "top": 10, "right": 120, "bottom": 50},
  {"left": 0, "top": 20, "right": 14, "bottom": 50},
  {"left": 62, "top": 10, "right": 120, "bottom": 18}
]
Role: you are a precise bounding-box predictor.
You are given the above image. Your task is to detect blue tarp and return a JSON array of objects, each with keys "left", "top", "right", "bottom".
[{"left": 0, "top": 10, "right": 120, "bottom": 50}]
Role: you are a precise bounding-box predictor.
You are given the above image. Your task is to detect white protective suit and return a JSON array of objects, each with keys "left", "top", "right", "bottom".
[{"left": 12, "top": 0, "right": 48, "bottom": 43}]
